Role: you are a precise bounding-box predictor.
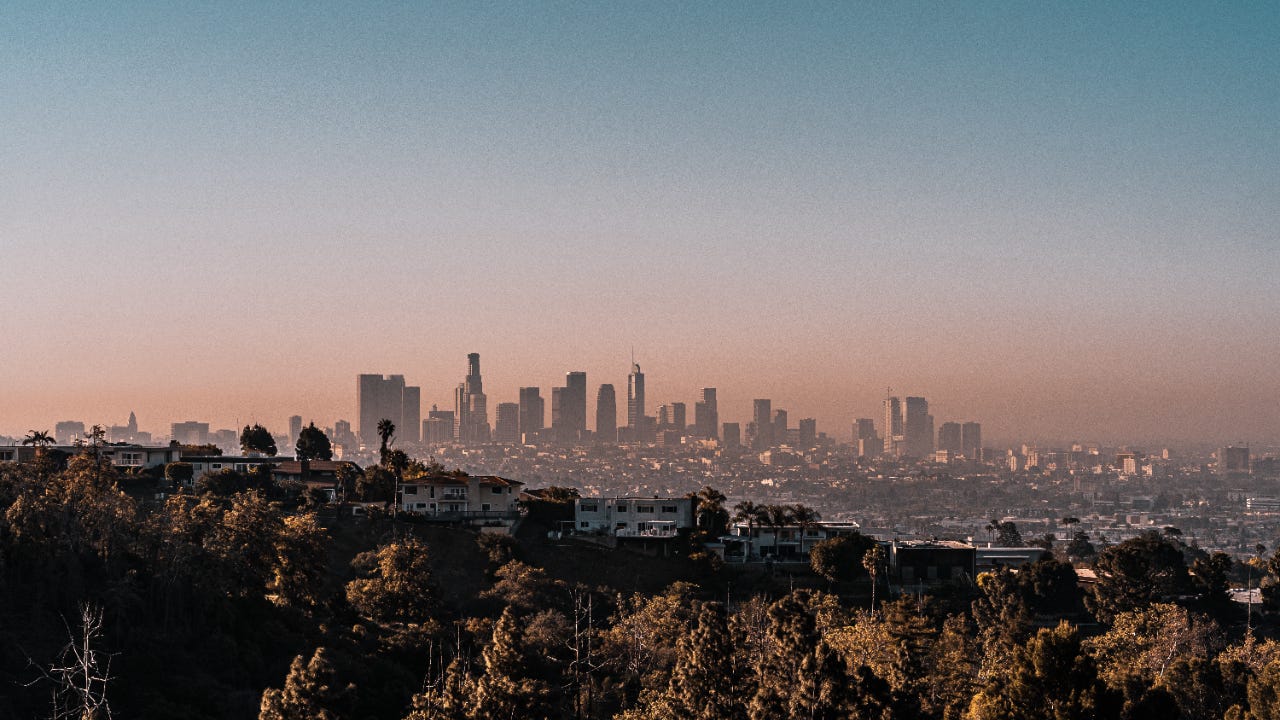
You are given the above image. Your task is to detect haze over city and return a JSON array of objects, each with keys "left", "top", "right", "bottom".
[{"left": 3, "top": 3, "right": 1277, "bottom": 446}]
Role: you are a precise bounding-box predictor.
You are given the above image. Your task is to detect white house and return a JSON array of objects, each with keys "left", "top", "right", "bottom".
[
  {"left": 0, "top": 444, "right": 182, "bottom": 469},
  {"left": 574, "top": 496, "right": 696, "bottom": 537},
  {"left": 722, "top": 520, "right": 864, "bottom": 560},
  {"left": 398, "top": 474, "right": 523, "bottom": 520}
]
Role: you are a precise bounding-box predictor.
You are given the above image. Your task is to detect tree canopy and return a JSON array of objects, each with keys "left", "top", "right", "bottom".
[
  {"left": 241, "top": 423, "right": 278, "bottom": 456},
  {"left": 294, "top": 422, "right": 333, "bottom": 461}
]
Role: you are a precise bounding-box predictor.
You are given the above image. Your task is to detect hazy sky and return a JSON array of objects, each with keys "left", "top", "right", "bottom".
[{"left": 2, "top": 2, "right": 1277, "bottom": 446}]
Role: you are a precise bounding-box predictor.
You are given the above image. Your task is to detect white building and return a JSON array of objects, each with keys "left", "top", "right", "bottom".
[
  {"left": 723, "top": 520, "right": 863, "bottom": 560},
  {"left": 0, "top": 444, "right": 182, "bottom": 469},
  {"left": 574, "top": 496, "right": 695, "bottom": 537},
  {"left": 399, "top": 474, "right": 522, "bottom": 520}
]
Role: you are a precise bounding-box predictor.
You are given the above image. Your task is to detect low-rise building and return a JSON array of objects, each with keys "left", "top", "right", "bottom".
[
  {"left": 0, "top": 444, "right": 182, "bottom": 469},
  {"left": 722, "top": 520, "right": 864, "bottom": 561},
  {"left": 890, "top": 540, "right": 975, "bottom": 585},
  {"left": 399, "top": 474, "right": 523, "bottom": 521},
  {"left": 574, "top": 496, "right": 695, "bottom": 537}
]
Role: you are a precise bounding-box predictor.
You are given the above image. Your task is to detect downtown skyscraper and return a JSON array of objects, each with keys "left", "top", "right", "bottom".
[
  {"left": 553, "top": 371, "right": 587, "bottom": 443},
  {"left": 596, "top": 384, "right": 617, "bottom": 442},
  {"left": 694, "top": 387, "right": 718, "bottom": 440},
  {"left": 627, "top": 363, "right": 645, "bottom": 432},
  {"left": 454, "top": 353, "right": 489, "bottom": 443},
  {"left": 518, "top": 387, "right": 544, "bottom": 441},
  {"left": 357, "top": 374, "right": 421, "bottom": 447}
]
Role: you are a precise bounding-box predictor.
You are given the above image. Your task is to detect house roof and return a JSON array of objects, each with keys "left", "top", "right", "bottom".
[
  {"left": 272, "top": 460, "right": 351, "bottom": 474},
  {"left": 401, "top": 474, "right": 523, "bottom": 487}
]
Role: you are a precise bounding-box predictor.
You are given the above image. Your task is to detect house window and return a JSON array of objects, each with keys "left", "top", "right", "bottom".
[
  {"left": 637, "top": 506, "right": 654, "bottom": 514},
  {"left": 615, "top": 504, "right": 627, "bottom": 513},
  {"left": 482, "top": 503, "right": 491, "bottom": 511},
  {"left": 212, "top": 464, "right": 223, "bottom": 470},
  {"left": 491, "top": 486, "right": 503, "bottom": 494},
  {"left": 580, "top": 521, "right": 590, "bottom": 528},
  {"left": 580, "top": 504, "right": 598, "bottom": 512},
  {"left": 661, "top": 505, "right": 677, "bottom": 513},
  {"left": 403, "top": 486, "right": 417, "bottom": 495}
]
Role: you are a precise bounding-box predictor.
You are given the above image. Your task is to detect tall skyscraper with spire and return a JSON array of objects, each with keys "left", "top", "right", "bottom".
[
  {"left": 454, "top": 353, "right": 489, "bottom": 443},
  {"left": 627, "top": 362, "right": 645, "bottom": 432}
]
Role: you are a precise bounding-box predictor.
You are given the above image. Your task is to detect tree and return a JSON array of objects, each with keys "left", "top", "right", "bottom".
[
  {"left": 1085, "top": 603, "right": 1219, "bottom": 692},
  {"left": 259, "top": 647, "right": 353, "bottom": 720},
  {"left": 295, "top": 423, "right": 333, "bottom": 461},
  {"left": 761, "top": 504, "right": 794, "bottom": 559},
  {"left": 995, "top": 521, "right": 1024, "bottom": 547},
  {"left": 377, "top": 418, "right": 396, "bottom": 463},
  {"left": 29, "top": 603, "right": 115, "bottom": 720},
  {"left": 748, "top": 592, "right": 820, "bottom": 720},
  {"left": 972, "top": 568, "right": 1031, "bottom": 682},
  {"left": 1088, "top": 531, "right": 1192, "bottom": 622},
  {"left": 651, "top": 602, "right": 745, "bottom": 720},
  {"left": 357, "top": 465, "right": 395, "bottom": 502},
  {"left": 965, "top": 621, "right": 1119, "bottom": 720},
  {"left": 240, "top": 424, "right": 278, "bottom": 456},
  {"left": 163, "top": 461, "right": 194, "bottom": 488},
  {"left": 346, "top": 536, "right": 437, "bottom": 625},
  {"left": 692, "top": 486, "right": 729, "bottom": 537},
  {"left": 789, "top": 504, "right": 821, "bottom": 556},
  {"left": 1065, "top": 531, "right": 1096, "bottom": 561},
  {"left": 22, "top": 429, "right": 54, "bottom": 451},
  {"left": 269, "top": 512, "right": 330, "bottom": 609},
  {"left": 471, "top": 607, "right": 556, "bottom": 720},
  {"left": 732, "top": 501, "right": 765, "bottom": 560},
  {"left": 1019, "top": 558, "right": 1084, "bottom": 616},
  {"left": 810, "top": 533, "right": 876, "bottom": 585},
  {"left": 863, "top": 544, "right": 886, "bottom": 618},
  {"left": 1192, "top": 551, "right": 1234, "bottom": 621}
]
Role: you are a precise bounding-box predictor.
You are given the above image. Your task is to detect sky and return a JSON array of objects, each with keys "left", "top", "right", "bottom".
[{"left": 1, "top": 2, "right": 1278, "bottom": 447}]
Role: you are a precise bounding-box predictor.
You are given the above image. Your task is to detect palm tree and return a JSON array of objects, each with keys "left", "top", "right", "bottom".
[
  {"left": 762, "top": 504, "right": 794, "bottom": 560},
  {"left": 863, "top": 544, "right": 886, "bottom": 619},
  {"left": 386, "top": 449, "right": 409, "bottom": 524},
  {"left": 376, "top": 418, "right": 396, "bottom": 465},
  {"left": 789, "top": 503, "right": 821, "bottom": 557},
  {"left": 22, "top": 429, "right": 53, "bottom": 457},
  {"left": 985, "top": 518, "right": 1000, "bottom": 545},
  {"left": 733, "top": 500, "right": 764, "bottom": 560},
  {"left": 694, "top": 486, "right": 728, "bottom": 536},
  {"left": 22, "top": 429, "right": 53, "bottom": 448}
]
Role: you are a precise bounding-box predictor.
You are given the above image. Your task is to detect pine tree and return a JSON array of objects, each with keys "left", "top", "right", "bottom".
[
  {"left": 662, "top": 602, "right": 744, "bottom": 720},
  {"left": 470, "top": 608, "right": 555, "bottom": 720},
  {"left": 259, "top": 647, "right": 352, "bottom": 720},
  {"left": 748, "top": 592, "right": 819, "bottom": 720}
]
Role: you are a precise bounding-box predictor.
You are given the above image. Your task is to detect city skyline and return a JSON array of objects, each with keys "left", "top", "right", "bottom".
[
  {"left": 3, "top": 352, "right": 1271, "bottom": 451},
  {"left": 2, "top": 4, "right": 1277, "bottom": 445}
]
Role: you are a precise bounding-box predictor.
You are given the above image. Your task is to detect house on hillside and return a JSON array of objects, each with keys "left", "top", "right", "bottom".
[
  {"left": 272, "top": 460, "right": 359, "bottom": 502},
  {"left": 184, "top": 455, "right": 286, "bottom": 486},
  {"left": 398, "top": 474, "right": 522, "bottom": 524},
  {"left": 0, "top": 444, "right": 182, "bottom": 469},
  {"left": 574, "top": 496, "right": 695, "bottom": 538},
  {"left": 721, "top": 520, "right": 864, "bottom": 561},
  {"left": 890, "top": 540, "right": 976, "bottom": 586}
]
